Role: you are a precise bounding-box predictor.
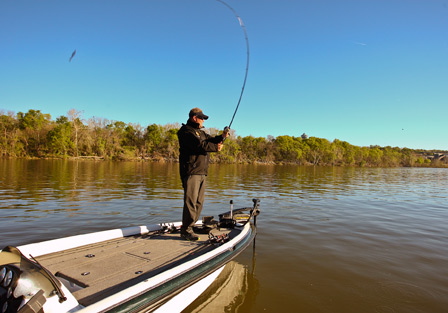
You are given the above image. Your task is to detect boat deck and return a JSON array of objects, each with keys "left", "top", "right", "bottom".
[{"left": 36, "top": 228, "right": 238, "bottom": 306}]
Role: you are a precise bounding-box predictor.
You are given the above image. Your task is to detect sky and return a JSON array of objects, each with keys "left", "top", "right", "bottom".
[{"left": 1, "top": 0, "right": 447, "bottom": 150}]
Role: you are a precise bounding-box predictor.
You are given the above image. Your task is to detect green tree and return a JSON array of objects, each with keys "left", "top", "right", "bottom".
[
  {"left": 367, "top": 146, "right": 383, "bottom": 166},
  {"left": 144, "top": 124, "right": 163, "bottom": 156},
  {"left": 218, "top": 138, "right": 241, "bottom": 163},
  {"left": 381, "top": 147, "right": 402, "bottom": 167},
  {"left": 304, "top": 137, "right": 331, "bottom": 165},
  {"left": 105, "top": 121, "right": 127, "bottom": 159},
  {"left": 330, "top": 139, "right": 346, "bottom": 166},
  {"left": 274, "top": 135, "right": 303, "bottom": 163},
  {"left": 17, "top": 109, "right": 52, "bottom": 156},
  {"left": 47, "top": 116, "right": 74, "bottom": 156},
  {"left": 240, "top": 136, "right": 262, "bottom": 161},
  {"left": 0, "top": 112, "right": 22, "bottom": 157},
  {"left": 161, "top": 128, "right": 179, "bottom": 159}
]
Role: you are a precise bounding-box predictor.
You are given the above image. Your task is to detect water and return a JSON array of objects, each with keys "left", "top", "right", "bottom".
[{"left": 1, "top": 159, "right": 447, "bottom": 312}]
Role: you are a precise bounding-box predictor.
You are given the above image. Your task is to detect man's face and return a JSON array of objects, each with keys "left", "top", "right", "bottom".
[{"left": 193, "top": 115, "right": 204, "bottom": 128}]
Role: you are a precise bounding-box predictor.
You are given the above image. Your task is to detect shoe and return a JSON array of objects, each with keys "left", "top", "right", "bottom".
[{"left": 181, "top": 232, "right": 199, "bottom": 241}]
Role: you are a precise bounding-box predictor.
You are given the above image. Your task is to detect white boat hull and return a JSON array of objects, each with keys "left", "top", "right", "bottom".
[{"left": 1, "top": 202, "right": 260, "bottom": 313}]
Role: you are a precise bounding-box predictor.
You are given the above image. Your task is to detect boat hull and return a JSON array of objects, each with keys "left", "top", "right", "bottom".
[{"left": 1, "top": 218, "right": 256, "bottom": 313}]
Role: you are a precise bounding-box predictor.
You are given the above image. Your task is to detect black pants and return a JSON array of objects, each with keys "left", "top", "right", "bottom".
[{"left": 181, "top": 175, "right": 206, "bottom": 234}]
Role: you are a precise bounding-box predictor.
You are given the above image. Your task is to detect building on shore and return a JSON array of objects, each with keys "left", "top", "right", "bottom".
[{"left": 425, "top": 153, "right": 447, "bottom": 163}]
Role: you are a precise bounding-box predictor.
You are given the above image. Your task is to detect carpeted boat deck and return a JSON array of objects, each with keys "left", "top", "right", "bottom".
[{"left": 36, "top": 228, "right": 237, "bottom": 306}]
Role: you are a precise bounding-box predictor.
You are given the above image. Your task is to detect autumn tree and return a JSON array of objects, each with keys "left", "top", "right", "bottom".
[{"left": 68, "top": 109, "right": 83, "bottom": 157}]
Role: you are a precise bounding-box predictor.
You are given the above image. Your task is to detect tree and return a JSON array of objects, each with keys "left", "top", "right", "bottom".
[
  {"left": 367, "top": 147, "right": 383, "bottom": 166},
  {"left": 162, "top": 128, "right": 179, "bottom": 159},
  {"left": 304, "top": 137, "right": 331, "bottom": 165},
  {"left": 68, "top": 109, "right": 83, "bottom": 157},
  {"left": 144, "top": 124, "right": 163, "bottom": 156},
  {"left": 47, "top": 116, "right": 74, "bottom": 156},
  {"left": 330, "top": 139, "right": 346, "bottom": 166},
  {"left": 274, "top": 135, "right": 303, "bottom": 163},
  {"left": 218, "top": 138, "right": 241, "bottom": 163},
  {"left": 86, "top": 117, "right": 108, "bottom": 157},
  {"left": 381, "top": 147, "right": 402, "bottom": 167},
  {"left": 0, "top": 111, "right": 22, "bottom": 157},
  {"left": 17, "top": 109, "right": 51, "bottom": 156}
]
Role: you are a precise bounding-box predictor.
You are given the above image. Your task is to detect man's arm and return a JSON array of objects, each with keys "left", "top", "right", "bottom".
[{"left": 182, "top": 131, "right": 219, "bottom": 154}]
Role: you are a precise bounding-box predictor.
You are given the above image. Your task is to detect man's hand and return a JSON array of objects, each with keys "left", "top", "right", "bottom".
[{"left": 218, "top": 143, "right": 224, "bottom": 151}]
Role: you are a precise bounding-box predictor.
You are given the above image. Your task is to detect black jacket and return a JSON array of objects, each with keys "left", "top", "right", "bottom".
[{"left": 177, "top": 120, "right": 224, "bottom": 178}]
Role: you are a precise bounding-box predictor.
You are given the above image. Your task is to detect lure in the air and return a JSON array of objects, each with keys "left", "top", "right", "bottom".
[{"left": 69, "top": 49, "right": 77, "bottom": 62}]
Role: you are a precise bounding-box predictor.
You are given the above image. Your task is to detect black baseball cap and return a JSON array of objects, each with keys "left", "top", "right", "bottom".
[{"left": 189, "top": 107, "right": 209, "bottom": 120}]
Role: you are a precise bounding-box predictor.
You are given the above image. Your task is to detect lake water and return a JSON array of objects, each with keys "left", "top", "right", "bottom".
[{"left": 1, "top": 159, "right": 447, "bottom": 313}]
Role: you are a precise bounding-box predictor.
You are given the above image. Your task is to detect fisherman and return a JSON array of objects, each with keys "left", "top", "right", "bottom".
[{"left": 177, "top": 108, "right": 230, "bottom": 241}]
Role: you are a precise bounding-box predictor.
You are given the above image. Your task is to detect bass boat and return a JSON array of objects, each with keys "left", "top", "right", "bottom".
[{"left": 0, "top": 199, "right": 260, "bottom": 313}]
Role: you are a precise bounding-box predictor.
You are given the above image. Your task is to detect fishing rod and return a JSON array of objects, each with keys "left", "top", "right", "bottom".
[{"left": 216, "top": 0, "right": 250, "bottom": 134}]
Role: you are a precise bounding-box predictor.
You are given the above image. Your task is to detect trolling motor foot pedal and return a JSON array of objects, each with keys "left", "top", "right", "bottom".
[{"left": 194, "top": 216, "right": 218, "bottom": 234}]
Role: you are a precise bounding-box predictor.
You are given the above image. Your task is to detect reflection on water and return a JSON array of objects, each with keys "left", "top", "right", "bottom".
[
  {"left": 184, "top": 260, "right": 259, "bottom": 313},
  {"left": 1, "top": 159, "right": 448, "bottom": 312}
]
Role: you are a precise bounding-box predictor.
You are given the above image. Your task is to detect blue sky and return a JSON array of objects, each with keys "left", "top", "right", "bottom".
[{"left": 1, "top": 0, "right": 447, "bottom": 150}]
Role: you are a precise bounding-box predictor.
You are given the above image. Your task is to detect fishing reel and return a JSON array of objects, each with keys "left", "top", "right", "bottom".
[
  {"left": 222, "top": 126, "right": 230, "bottom": 141},
  {"left": 208, "top": 232, "right": 230, "bottom": 245}
]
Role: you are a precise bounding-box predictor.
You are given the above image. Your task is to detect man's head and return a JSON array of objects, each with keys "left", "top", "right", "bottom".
[{"left": 189, "top": 107, "right": 208, "bottom": 128}]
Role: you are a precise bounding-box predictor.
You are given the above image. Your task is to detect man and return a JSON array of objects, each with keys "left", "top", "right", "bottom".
[{"left": 177, "top": 107, "right": 229, "bottom": 241}]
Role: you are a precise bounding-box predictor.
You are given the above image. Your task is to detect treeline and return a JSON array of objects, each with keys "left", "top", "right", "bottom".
[{"left": 0, "top": 109, "right": 446, "bottom": 167}]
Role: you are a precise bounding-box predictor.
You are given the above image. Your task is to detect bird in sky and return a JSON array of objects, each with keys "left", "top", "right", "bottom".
[{"left": 69, "top": 49, "right": 76, "bottom": 62}]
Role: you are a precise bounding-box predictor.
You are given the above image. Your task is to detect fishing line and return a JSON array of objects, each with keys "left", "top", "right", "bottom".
[{"left": 215, "top": 0, "right": 250, "bottom": 130}]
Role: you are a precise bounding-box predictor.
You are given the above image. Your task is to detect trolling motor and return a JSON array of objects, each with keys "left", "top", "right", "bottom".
[
  {"left": 219, "top": 200, "right": 237, "bottom": 228},
  {"left": 218, "top": 199, "right": 261, "bottom": 228}
]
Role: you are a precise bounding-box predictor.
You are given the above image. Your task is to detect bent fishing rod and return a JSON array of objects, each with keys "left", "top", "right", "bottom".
[{"left": 216, "top": 0, "right": 250, "bottom": 135}]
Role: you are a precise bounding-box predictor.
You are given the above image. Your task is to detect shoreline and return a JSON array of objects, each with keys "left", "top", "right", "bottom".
[{"left": 2, "top": 156, "right": 447, "bottom": 168}]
